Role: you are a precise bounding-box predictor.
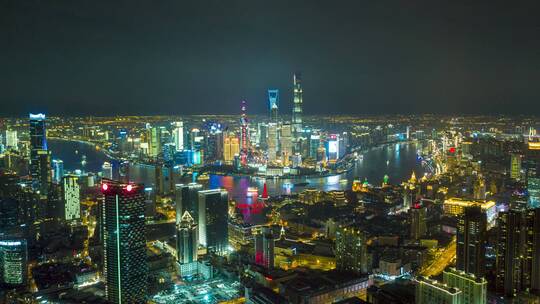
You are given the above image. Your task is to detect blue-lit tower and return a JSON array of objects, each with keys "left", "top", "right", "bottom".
[{"left": 268, "top": 89, "right": 279, "bottom": 122}]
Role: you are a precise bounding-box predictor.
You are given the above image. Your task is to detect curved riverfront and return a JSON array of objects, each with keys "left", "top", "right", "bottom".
[{"left": 49, "top": 139, "right": 425, "bottom": 203}]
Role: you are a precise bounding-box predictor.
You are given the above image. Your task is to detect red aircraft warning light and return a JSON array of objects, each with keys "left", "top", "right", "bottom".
[{"left": 449, "top": 147, "right": 456, "bottom": 154}]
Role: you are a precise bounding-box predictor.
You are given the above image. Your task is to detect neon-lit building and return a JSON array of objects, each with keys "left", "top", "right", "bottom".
[
  {"left": 526, "top": 142, "right": 540, "bottom": 208},
  {"left": 101, "top": 181, "right": 147, "bottom": 304},
  {"left": 254, "top": 226, "right": 274, "bottom": 269},
  {"left": 0, "top": 239, "right": 27, "bottom": 287}
]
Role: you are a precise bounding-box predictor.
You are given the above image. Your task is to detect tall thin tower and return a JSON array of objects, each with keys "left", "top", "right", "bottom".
[
  {"left": 292, "top": 73, "right": 303, "bottom": 151},
  {"left": 240, "top": 100, "right": 249, "bottom": 166}
]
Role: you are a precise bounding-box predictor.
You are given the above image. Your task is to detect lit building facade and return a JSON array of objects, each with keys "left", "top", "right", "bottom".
[
  {"left": 177, "top": 211, "right": 198, "bottom": 277},
  {"left": 0, "top": 239, "right": 27, "bottom": 287},
  {"left": 29, "top": 113, "right": 47, "bottom": 186},
  {"left": 496, "top": 208, "right": 540, "bottom": 296},
  {"left": 443, "top": 268, "right": 487, "bottom": 304},
  {"left": 102, "top": 161, "right": 113, "bottom": 180},
  {"left": 268, "top": 89, "right": 279, "bottom": 122},
  {"left": 147, "top": 126, "right": 162, "bottom": 158},
  {"left": 5, "top": 129, "right": 18, "bottom": 151},
  {"left": 444, "top": 198, "right": 497, "bottom": 228},
  {"left": 335, "top": 225, "right": 369, "bottom": 274},
  {"left": 457, "top": 206, "right": 487, "bottom": 278},
  {"left": 175, "top": 183, "right": 202, "bottom": 224},
  {"left": 416, "top": 276, "right": 462, "bottom": 304},
  {"left": 292, "top": 72, "right": 303, "bottom": 152},
  {"left": 510, "top": 153, "right": 522, "bottom": 180},
  {"left": 526, "top": 142, "right": 540, "bottom": 208},
  {"left": 62, "top": 174, "right": 80, "bottom": 221},
  {"left": 172, "top": 121, "right": 184, "bottom": 152},
  {"left": 254, "top": 226, "right": 274, "bottom": 269},
  {"left": 53, "top": 159, "right": 64, "bottom": 184},
  {"left": 223, "top": 135, "right": 240, "bottom": 164},
  {"left": 101, "top": 181, "right": 147, "bottom": 304},
  {"left": 267, "top": 123, "right": 278, "bottom": 162},
  {"left": 198, "top": 189, "right": 229, "bottom": 254}
]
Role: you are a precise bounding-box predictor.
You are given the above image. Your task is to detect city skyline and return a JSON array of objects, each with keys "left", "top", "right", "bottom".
[
  {"left": 2, "top": 2, "right": 540, "bottom": 303},
  {"left": 2, "top": 1, "right": 540, "bottom": 116}
]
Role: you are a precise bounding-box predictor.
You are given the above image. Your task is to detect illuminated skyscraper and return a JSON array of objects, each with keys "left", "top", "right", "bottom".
[
  {"left": 292, "top": 73, "right": 303, "bottom": 151},
  {"left": 172, "top": 121, "right": 184, "bottom": 152},
  {"left": 62, "top": 174, "right": 80, "bottom": 221},
  {"left": 254, "top": 226, "right": 274, "bottom": 269},
  {"left": 36, "top": 149, "right": 52, "bottom": 195},
  {"left": 335, "top": 225, "right": 369, "bottom": 274},
  {"left": 147, "top": 126, "right": 162, "bottom": 158},
  {"left": 101, "top": 181, "right": 147, "bottom": 304},
  {"left": 268, "top": 89, "right": 279, "bottom": 122},
  {"left": 177, "top": 211, "right": 198, "bottom": 277},
  {"left": 240, "top": 100, "right": 249, "bottom": 166},
  {"left": 29, "top": 113, "right": 47, "bottom": 188},
  {"left": 223, "top": 135, "right": 240, "bottom": 164},
  {"left": 198, "top": 189, "right": 229, "bottom": 254},
  {"left": 526, "top": 142, "right": 540, "bottom": 208},
  {"left": 280, "top": 123, "right": 293, "bottom": 164},
  {"left": 0, "top": 239, "right": 27, "bottom": 287},
  {"left": 52, "top": 159, "right": 64, "bottom": 184},
  {"left": 5, "top": 129, "right": 18, "bottom": 151},
  {"left": 326, "top": 134, "right": 340, "bottom": 161},
  {"left": 175, "top": 183, "right": 203, "bottom": 224},
  {"left": 510, "top": 153, "right": 523, "bottom": 181},
  {"left": 457, "top": 206, "right": 487, "bottom": 278}
]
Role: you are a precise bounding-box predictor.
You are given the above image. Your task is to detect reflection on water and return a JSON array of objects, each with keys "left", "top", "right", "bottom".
[{"left": 51, "top": 139, "right": 424, "bottom": 207}]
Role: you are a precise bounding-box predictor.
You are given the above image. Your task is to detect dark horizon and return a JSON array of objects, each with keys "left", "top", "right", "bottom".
[{"left": 1, "top": 0, "right": 540, "bottom": 116}]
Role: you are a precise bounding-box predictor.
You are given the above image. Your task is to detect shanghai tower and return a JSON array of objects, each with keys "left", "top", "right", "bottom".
[{"left": 292, "top": 72, "right": 303, "bottom": 151}]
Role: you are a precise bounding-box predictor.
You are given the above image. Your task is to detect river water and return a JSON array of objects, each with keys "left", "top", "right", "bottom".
[{"left": 48, "top": 139, "right": 425, "bottom": 204}]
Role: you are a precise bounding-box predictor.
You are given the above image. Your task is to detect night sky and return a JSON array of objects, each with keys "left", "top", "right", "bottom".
[{"left": 1, "top": 1, "right": 539, "bottom": 116}]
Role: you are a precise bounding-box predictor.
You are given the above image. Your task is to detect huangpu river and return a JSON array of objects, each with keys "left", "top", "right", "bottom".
[{"left": 48, "top": 139, "right": 425, "bottom": 204}]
